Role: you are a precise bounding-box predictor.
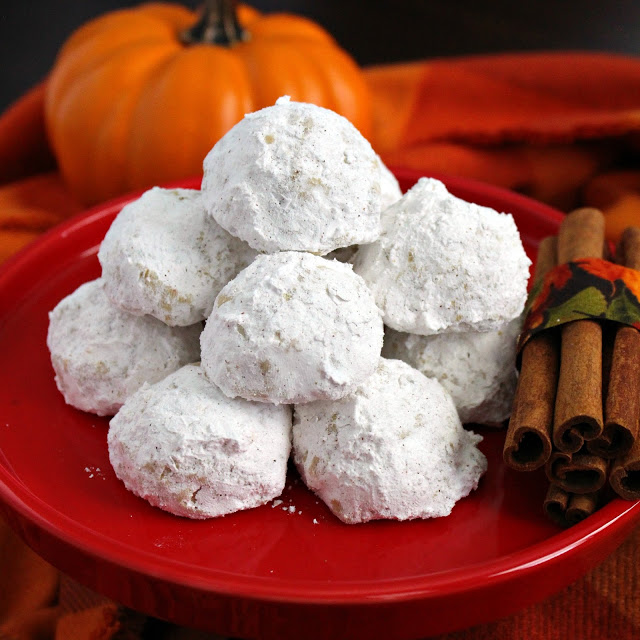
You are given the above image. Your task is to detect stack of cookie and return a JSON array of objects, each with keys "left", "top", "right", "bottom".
[{"left": 47, "top": 96, "right": 531, "bottom": 524}]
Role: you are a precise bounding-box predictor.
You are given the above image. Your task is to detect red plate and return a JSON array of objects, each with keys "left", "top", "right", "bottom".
[{"left": 0, "top": 171, "right": 638, "bottom": 640}]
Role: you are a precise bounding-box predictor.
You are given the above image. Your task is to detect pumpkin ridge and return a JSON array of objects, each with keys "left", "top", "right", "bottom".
[
  {"left": 298, "top": 42, "right": 373, "bottom": 139},
  {"left": 56, "top": 12, "right": 179, "bottom": 61},
  {"left": 287, "top": 41, "right": 336, "bottom": 107},
  {"left": 48, "top": 40, "right": 179, "bottom": 130},
  {"left": 235, "top": 40, "right": 323, "bottom": 109},
  {"left": 90, "top": 51, "right": 182, "bottom": 201},
  {"left": 47, "top": 32, "right": 179, "bottom": 111},
  {"left": 48, "top": 43, "right": 179, "bottom": 203},
  {"left": 122, "top": 47, "right": 207, "bottom": 191},
  {"left": 126, "top": 45, "right": 253, "bottom": 191}
]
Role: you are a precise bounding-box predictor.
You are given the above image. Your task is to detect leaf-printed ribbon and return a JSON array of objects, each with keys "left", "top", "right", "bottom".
[{"left": 518, "top": 257, "right": 640, "bottom": 353}]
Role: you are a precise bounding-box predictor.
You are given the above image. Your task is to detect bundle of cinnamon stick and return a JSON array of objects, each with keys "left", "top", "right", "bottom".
[{"left": 504, "top": 209, "right": 640, "bottom": 527}]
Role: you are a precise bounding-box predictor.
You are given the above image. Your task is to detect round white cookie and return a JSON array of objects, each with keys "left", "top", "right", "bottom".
[
  {"left": 47, "top": 278, "right": 201, "bottom": 416},
  {"left": 98, "top": 187, "right": 257, "bottom": 326},
  {"left": 379, "top": 158, "right": 403, "bottom": 210},
  {"left": 201, "top": 96, "right": 383, "bottom": 254},
  {"left": 293, "top": 358, "right": 487, "bottom": 524},
  {"left": 201, "top": 251, "right": 383, "bottom": 404},
  {"left": 354, "top": 177, "right": 531, "bottom": 335},
  {"left": 324, "top": 162, "right": 403, "bottom": 265},
  {"left": 382, "top": 317, "right": 522, "bottom": 425},
  {"left": 108, "top": 364, "right": 292, "bottom": 519}
]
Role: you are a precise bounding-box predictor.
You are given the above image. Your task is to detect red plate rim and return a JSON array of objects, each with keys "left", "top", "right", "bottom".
[{"left": 1, "top": 465, "right": 640, "bottom": 604}]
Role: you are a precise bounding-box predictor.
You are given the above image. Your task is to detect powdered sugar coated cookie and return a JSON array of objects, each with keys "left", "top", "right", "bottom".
[
  {"left": 201, "top": 97, "right": 383, "bottom": 254},
  {"left": 382, "top": 317, "right": 521, "bottom": 425},
  {"left": 99, "top": 187, "right": 257, "bottom": 326},
  {"left": 324, "top": 160, "right": 402, "bottom": 264},
  {"left": 47, "top": 279, "right": 201, "bottom": 416},
  {"left": 354, "top": 178, "right": 531, "bottom": 335},
  {"left": 293, "top": 358, "right": 487, "bottom": 524},
  {"left": 201, "top": 251, "right": 383, "bottom": 404},
  {"left": 379, "top": 158, "right": 403, "bottom": 209},
  {"left": 108, "top": 364, "right": 292, "bottom": 519}
]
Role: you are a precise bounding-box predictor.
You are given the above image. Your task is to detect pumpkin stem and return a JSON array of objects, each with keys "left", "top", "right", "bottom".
[{"left": 181, "top": 0, "right": 247, "bottom": 46}]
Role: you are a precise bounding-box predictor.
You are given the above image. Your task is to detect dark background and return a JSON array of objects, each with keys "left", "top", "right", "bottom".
[{"left": 1, "top": 1, "right": 640, "bottom": 112}]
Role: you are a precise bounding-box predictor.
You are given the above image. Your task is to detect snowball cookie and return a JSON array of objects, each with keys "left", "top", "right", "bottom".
[
  {"left": 354, "top": 177, "right": 531, "bottom": 335},
  {"left": 47, "top": 279, "right": 201, "bottom": 416},
  {"left": 323, "top": 161, "right": 402, "bottom": 265},
  {"left": 201, "top": 251, "right": 383, "bottom": 404},
  {"left": 378, "top": 158, "right": 403, "bottom": 209},
  {"left": 98, "top": 186, "right": 257, "bottom": 326},
  {"left": 382, "top": 317, "right": 522, "bottom": 425},
  {"left": 201, "top": 96, "right": 384, "bottom": 254},
  {"left": 108, "top": 364, "right": 292, "bottom": 519},
  {"left": 293, "top": 358, "right": 487, "bottom": 524}
]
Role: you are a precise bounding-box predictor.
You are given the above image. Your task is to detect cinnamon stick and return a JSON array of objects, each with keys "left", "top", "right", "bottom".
[
  {"left": 589, "top": 327, "right": 640, "bottom": 458},
  {"left": 553, "top": 208, "right": 605, "bottom": 453},
  {"left": 544, "top": 484, "right": 602, "bottom": 527},
  {"left": 610, "top": 438, "right": 640, "bottom": 500},
  {"left": 589, "top": 227, "right": 640, "bottom": 459},
  {"left": 503, "top": 236, "right": 558, "bottom": 470},
  {"left": 545, "top": 448, "right": 608, "bottom": 494},
  {"left": 616, "top": 225, "right": 640, "bottom": 271}
]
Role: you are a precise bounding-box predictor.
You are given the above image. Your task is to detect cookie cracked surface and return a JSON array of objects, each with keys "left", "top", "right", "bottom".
[
  {"left": 200, "top": 251, "right": 383, "bottom": 404},
  {"left": 293, "top": 358, "right": 487, "bottom": 524},
  {"left": 99, "top": 187, "right": 257, "bottom": 326},
  {"left": 354, "top": 178, "right": 531, "bottom": 335},
  {"left": 47, "top": 278, "right": 201, "bottom": 416},
  {"left": 202, "top": 97, "right": 383, "bottom": 254},
  {"left": 108, "top": 364, "right": 292, "bottom": 519}
]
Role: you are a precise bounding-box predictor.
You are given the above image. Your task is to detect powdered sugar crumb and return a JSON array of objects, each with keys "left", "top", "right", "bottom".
[{"left": 84, "top": 465, "right": 105, "bottom": 480}]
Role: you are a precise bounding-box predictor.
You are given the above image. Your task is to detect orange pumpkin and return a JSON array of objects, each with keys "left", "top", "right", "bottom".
[{"left": 45, "top": 1, "right": 372, "bottom": 205}]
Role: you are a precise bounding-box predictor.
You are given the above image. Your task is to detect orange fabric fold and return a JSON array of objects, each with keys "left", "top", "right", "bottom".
[
  {"left": 0, "top": 173, "right": 82, "bottom": 263},
  {"left": 0, "top": 518, "right": 59, "bottom": 640},
  {"left": 364, "top": 52, "right": 640, "bottom": 217},
  {"left": 381, "top": 141, "right": 610, "bottom": 211},
  {"left": 366, "top": 52, "right": 640, "bottom": 151}
]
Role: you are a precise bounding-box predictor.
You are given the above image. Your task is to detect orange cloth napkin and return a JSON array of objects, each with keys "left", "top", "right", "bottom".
[
  {"left": 368, "top": 52, "right": 640, "bottom": 215},
  {"left": 2, "top": 51, "right": 640, "bottom": 640}
]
